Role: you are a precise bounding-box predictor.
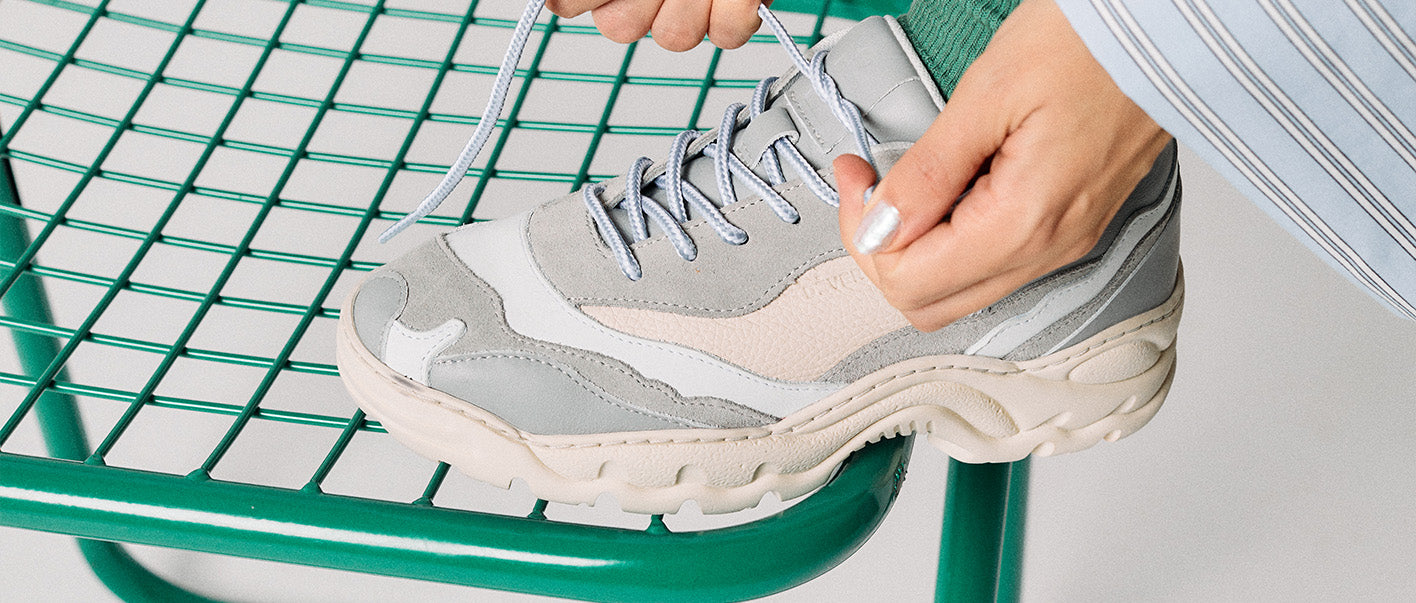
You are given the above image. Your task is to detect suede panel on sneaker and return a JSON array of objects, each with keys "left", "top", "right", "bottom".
[
  {"left": 356, "top": 238, "right": 777, "bottom": 431},
  {"left": 530, "top": 145, "right": 905, "bottom": 317}
]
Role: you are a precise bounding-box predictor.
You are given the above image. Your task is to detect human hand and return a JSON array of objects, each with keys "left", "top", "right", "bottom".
[
  {"left": 546, "top": 0, "right": 767, "bottom": 51},
  {"left": 834, "top": 0, "right": 1172, "bottom": 332}
]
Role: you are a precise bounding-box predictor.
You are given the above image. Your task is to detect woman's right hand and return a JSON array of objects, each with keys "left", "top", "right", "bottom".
[
  {"left": 547, "top": 0, "right": 766, "bottom": 52},
  {"left": 834, "top": 0, "right": 1172, "bottom": 332}
]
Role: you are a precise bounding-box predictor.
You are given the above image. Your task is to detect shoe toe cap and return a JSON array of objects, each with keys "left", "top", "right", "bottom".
[
  {"left": 348, "top": 238, "right": 477, "bottom": 383},
  {"left": 350, "top": 270, "right": 410, "bottom": 359},
  {"left": 345, "top": 234, "right": 768, "bottom": 435}
]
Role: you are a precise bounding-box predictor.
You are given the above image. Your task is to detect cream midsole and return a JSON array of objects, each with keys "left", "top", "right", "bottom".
[{"left": 337, "top": 269, "right": 1182, "bottom": 513}]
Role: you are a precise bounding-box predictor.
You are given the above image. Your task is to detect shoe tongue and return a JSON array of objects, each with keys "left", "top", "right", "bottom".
[
  {"left": 771, "top": 15, "right": 943, "bottom": 166},
  {"left": 610, "top": 15, "right": 942, "bottom": 238}
]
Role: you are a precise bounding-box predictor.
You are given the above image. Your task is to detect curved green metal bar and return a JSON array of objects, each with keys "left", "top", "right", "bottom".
[
  {"left": 0, "top": 437, "right": 912, "bottom": 603},
  {"left": 1, "top": 142, "right": 215, "bottom": 602}
]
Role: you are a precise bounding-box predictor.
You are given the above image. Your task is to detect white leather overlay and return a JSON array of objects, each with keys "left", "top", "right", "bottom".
[
  {"left": 444, "top": 212, "right": 842, "bottom": 418},
  {"left": 385, "top": 318, "right": 465, "bottom": 384},
  {"left": 965, "top": 176, "right": 1178, "bottom": 357},
  {"left": 582, "top": 256, "right": 909, "bottom": 382}
]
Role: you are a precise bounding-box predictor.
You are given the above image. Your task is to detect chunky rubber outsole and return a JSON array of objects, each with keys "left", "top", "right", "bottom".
[{"left": 336, "top": 270, "right": 1182, "bottom": 515}]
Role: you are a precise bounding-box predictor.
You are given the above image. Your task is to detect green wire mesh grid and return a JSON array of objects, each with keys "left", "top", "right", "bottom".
[
  {"left": 0, "top": 0, "right": 1017, "bottom": 601},
  {"left": 0, "top": 0, "right": 911, "bottom": 453}
]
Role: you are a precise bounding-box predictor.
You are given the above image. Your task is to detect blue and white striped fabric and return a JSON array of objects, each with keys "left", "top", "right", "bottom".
[{"left": 1057, "top": 0, "right": 1416, "bottom": 320}]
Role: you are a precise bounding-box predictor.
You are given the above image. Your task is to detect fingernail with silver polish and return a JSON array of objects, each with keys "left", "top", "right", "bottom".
[
  {"left": 853, "top": 200, "right": 899, "bottom": 254},
  {"left": 862, "top": 185, "right": 875, "bottom": 207}
]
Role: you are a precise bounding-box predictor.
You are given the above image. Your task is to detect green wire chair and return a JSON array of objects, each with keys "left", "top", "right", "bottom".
[{"left": 0, "top": 0, "right": 1028, "bottom": 600}]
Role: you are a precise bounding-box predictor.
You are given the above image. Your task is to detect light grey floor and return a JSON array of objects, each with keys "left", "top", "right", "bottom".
[{"left": 3, "top": 1, "right": 1416, "bottom": 601}]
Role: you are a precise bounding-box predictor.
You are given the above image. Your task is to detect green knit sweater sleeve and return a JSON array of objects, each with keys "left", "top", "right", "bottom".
[{"left": 897, "top": 0, "right": 1022, "bottom": 97}]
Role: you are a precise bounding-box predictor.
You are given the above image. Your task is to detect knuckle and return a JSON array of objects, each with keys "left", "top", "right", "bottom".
[
  {"left": 1048, "top": 205, "right": 1109, "bottom": 266},
  {"left": 885, "top": 156, "right": 952, "bottom": 215},
  {"left": 1017, "top": 206, "right": 1067, "bottom": 257},
  {"left": 1011, "top": 221, "right": 1051, "bottom": 259}
]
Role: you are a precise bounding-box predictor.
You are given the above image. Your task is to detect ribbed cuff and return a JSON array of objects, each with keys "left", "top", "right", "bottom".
[{"left": 898, "top": 0, "right": 1021, "bottom": 97}]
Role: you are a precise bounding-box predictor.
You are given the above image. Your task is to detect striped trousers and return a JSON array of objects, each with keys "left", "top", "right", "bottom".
[{"left": 1058, "top": 0, "right": 1416, "bottom": 320}]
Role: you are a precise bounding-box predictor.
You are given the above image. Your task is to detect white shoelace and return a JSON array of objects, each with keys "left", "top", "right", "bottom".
[{"left": 381, "top": 1, "right": 879, "bottom": 281}]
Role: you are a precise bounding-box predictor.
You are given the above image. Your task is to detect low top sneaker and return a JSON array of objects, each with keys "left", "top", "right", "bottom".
[{"left": 336, "top": 12, "right": 1182, "bottom": 514}]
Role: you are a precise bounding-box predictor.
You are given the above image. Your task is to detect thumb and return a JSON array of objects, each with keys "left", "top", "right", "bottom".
[
  {"left": 833, "top": 152, "right": 878, "bottom": 257},
  {"left": 855, "top": 95, "right": 1006, "bottom": 255}
]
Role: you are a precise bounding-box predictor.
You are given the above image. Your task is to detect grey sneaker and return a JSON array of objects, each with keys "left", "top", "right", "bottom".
[{"left": 336, "top": 15, "right": 1182, "bottom": 514}]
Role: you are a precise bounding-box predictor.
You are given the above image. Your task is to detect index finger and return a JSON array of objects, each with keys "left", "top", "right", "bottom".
[{"left": 866, "top": 175, "right": 1029, "bottom": 310}]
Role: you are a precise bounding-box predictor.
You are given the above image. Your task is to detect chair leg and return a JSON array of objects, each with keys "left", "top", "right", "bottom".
[
  {"left": 935, "top": 458, "right": 1030, "bottom": 603},
  {"left": 0, "top": 127, "right": 91, "bottom": 461},
  {"left": 2, "top": 127, "right": 215, "bottom": 603},
  {"left": 75, "top": 540, "right": 220, "bottom": 603},
  {"left": 997, "top": 459, "right": 1029, "bottom": 602}
]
